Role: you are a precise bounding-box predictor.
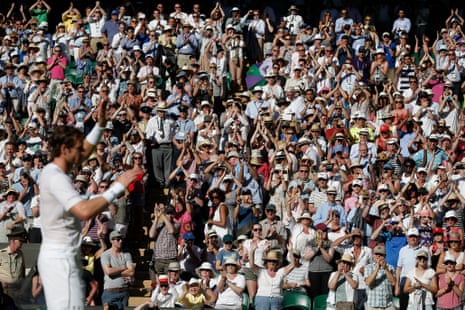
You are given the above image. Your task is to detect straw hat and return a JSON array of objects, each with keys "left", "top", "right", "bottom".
[
  {"left": 263, "top": 251, "right": 280, "bottom": 262},
  {"left": 337, "top": 253, "right": 355, "bottom": 265}
]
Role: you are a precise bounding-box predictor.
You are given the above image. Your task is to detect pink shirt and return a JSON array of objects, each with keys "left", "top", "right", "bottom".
[
  {"left": 47, "top": 55, "right": 67, "bottom": 80},
  {"left": 437, "top": 273, "right": 464, "bottom": 308}
]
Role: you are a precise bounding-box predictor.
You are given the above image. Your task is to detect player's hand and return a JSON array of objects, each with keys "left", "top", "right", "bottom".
[{"left": 116, "top": 168, "right": 140, "bottom": 188}]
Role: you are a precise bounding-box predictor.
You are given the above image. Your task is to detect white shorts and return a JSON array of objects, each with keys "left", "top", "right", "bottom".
[{"left": 38, "top": 243, "right": 85, "bottom": 310}]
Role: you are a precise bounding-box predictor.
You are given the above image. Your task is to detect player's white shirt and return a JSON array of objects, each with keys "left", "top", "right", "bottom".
[{"left": 39, "top": 163, "right": 83, "bottom": 248}]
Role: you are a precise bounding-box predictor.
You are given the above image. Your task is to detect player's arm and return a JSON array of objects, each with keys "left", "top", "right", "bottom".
[{"left": 70, "top": 169, "right": 139, "bottom": 220}]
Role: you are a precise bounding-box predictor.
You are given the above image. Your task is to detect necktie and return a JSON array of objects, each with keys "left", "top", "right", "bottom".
[{"left": 160, "top": 118, "right": 165, "bottom": 139}]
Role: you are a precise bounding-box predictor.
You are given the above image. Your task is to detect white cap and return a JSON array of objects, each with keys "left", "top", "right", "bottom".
[
  {"left": 444, "top": 252, "right": 456, "bottom": 263},
  {"left": 317, "top": 172, "right": 328, "bottom": 180},
  {"left": 223, "top": 174, "right": 233, "bottom": 181},
  {"left": 133, "top": 45, "right": 141, "bottom": 51},
  {"left": 377, "top": 184, "right": 389, "bottom": 191},
  {"left": 189, "top": 173, "right": 200, "bottom": 180},
  {"left": 445, "top": 210, "right": 457, "bottom": 219},
  {"left": 352, "top": 179, "right": 363, "bottom": 186},
  {"left": 407, "top": 228, "right": 419, "bottom": 236},
  {"left": 274, "top": 164, "right": 284, "bottom": 171}
]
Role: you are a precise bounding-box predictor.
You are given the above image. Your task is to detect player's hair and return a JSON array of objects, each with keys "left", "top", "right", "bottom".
[{"left": 48, "top": 126, "right": 84, "bottom": 160}]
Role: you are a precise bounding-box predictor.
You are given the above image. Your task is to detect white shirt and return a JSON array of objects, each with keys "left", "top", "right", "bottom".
[
  {"left": 285, "top": 14, "right": 303, "bottom": 35},
  {"left": 145, "top": 116, "right": 175, "bottom": 143},
  {"left": 39, "top": 163, "right": 83, "bottom": 248},
  {"left": 216, "top": 274, "right": 246, "bottom": 307},
  {"left": 256, "top": 268, "right": 286, "bottom": 297},
  {"left": 392, "top": 17, "right": 411, "bottom": 34},
  {"left": 88, "top": 16, "right": 105, "bottom": 38}
]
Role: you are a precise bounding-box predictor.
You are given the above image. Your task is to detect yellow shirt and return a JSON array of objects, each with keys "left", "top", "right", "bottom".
[
  {"left": 350, "top": 127, "right": 375, "bottom": 143},
  {"left": 178, "top": 292, "right": 207, "bottom": 307}
]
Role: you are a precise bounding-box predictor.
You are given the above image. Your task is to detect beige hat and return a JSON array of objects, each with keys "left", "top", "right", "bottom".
[
  {"left": 337, "top": 253, "right": 355, "bottom": 265},
  {"left": 155, "top": 102, "right": 168, "bottom": 111},
  {"left": 374, "top": 245, "right": 386, "bottom": 255},
  {"left": 263, "top": 250, "right": 280, "bottom": 261}
]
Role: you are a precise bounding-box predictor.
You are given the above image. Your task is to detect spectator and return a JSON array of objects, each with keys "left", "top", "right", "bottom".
[
  {"left": 149, "top": 204, "right": 179, "bottom": 274},
  {"left": 365, "top": 245, "right": 396, "bottom": 309},
  {"left": 0, "top": 227, "right": 26, "bottom": 299},
  {"left": 215, "top": 257, "right": 246, "bottom": 309},
  {"left": 101, "top": 231, "right": 135, "bottom": 309}
]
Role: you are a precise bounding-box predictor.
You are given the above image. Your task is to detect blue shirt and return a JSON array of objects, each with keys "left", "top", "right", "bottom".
[
  {"left": 313, "top": 202, "right": 346, "bottom": 226},
  {"left": 166, "top": 94, "right": 191, "bottom": 116},
  {"left": 101, "top": 19, "right": 120, "bottom": 43},
  {"left": 216, "top": 248, "right": 240, "bottom": 266},
  {"left": 174, "top": 119, "right": 196, "bottom": 141},
  {"left": 0, "top": 74, "right": 23, "bottom": 98},
  {"left": 176, "top": 32, "right": 198, "bottom": 55},
  {"left": 412, "top": 148, "right": 448, "bottom": 170}
]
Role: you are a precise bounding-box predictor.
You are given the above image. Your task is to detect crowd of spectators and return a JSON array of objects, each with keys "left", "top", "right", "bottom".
[{"left": 2, "top": 1, "right": 465, "bottom": 309}]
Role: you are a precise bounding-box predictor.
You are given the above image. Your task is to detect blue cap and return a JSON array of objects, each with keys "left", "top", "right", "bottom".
[
  {"left": 183, "top": 232, "right": 195, "bottom": 240},
  {"left": 383, "top": 163, "right": 393, "bottom": 170},
  {"left": 111, "top": 10, "right": 118, "bottom": 15},
  {"left": 109, "top": 136, "right": 120, "bottom": 145}
]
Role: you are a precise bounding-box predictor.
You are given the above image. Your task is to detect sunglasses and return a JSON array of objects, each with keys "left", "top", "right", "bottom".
[
  {"left": 160, "top": 284, "right": 169, "bottom": 287},
  {"left": 112, "top": 237, "right": 122, "bottom": 241},
  {"left": 253, "top": 228, "right": 262, "bottom": 231}
]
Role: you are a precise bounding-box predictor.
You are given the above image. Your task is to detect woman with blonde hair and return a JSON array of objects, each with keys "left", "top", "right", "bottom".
[
  {"left": 216, "top": 257, "right": 245, "bottom": 310},
  {"left": 403, "top": 250, "right": 437, "bottom": 310},
  {"left": 327, "top": 253, "right": 358, "bottom": 310},
  {"left": 250, "top": 247, "right": 295, "bottom": 310}
]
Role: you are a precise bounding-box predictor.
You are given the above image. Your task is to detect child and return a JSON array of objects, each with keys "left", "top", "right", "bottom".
[{"left": 177, "top": 278, "right": 210, "bottom": 307}]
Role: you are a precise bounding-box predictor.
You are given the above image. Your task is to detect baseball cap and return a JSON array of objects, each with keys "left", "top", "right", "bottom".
[
  {"left": 407, "top": 228, "right": 419, "bottom": 236},
  {"left": 223, "top": 234, "right": 234, "bottom": 242},
  {"left": 110, "top": 230, "right": 122, "bottom": 239},
  {"left": 374, "top": 245, "right": 386, "bottom": 255},
  {"left": 183, "top": 232, "right": 195, "bottom": 240}
]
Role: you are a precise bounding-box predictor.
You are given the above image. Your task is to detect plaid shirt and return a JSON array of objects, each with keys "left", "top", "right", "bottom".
[
  {"left": 154, "top": 221, "right": 180, "bottom": 260},
  {"left": 364, "top": 263, "right": 395, "bottom": 308}
]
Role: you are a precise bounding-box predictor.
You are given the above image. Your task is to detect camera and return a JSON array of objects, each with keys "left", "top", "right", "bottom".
[{"left": 326, "top": 164, "right": 333, "bottom": 170}]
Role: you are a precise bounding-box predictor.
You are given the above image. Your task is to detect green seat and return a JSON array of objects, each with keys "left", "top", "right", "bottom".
[
  {"left": 312, "top": 294, "right": 328, "bottom": 310},
  {"left": 242, "top": 293, "right": 250, "bottom": 310},
  {"left": 282, "top": 291, "right": 311, "bottom": 310}
]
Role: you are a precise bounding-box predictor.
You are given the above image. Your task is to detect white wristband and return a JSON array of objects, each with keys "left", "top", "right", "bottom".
[
  {"left": 102, "top": 182, "right": 125, "bottom": 203},
  {"left": 85, "top": 125, "right": 104, "bottom": 146}
]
